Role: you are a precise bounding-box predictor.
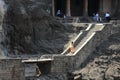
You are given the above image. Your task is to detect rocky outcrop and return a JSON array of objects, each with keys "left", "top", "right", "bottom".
[
  {"left": 80, "top": 53, "right": 120, "bottom": 80},
  {"left": 0, "top": 0, "right": 76, "bottom": 55},
  {"left": 78, "top": 25, "right": 120, "bottom": 80}
]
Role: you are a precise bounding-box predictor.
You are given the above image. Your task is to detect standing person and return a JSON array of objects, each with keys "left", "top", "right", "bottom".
[
  {"left": 93, "top": 13, "right": 96, "bottom": 21},
  {"left": 46, "top": 9, "right": 50, "bottom": 14},
  {"left": 105, "top": 12, "right": 110, "bottom": 22},
  {"left": 70, "top": 42, "right": 75, "bottom": 54},
  {"left": 56, "top": 10, "right": 61, "bottom": 17},
  {"left": 95, "top": 13, "right": 100, "bottom": 22},
  {"left": 63, "top": 14, "right": 66, "bottom": 19}
]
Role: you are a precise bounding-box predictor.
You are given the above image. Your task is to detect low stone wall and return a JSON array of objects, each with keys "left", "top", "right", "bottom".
[
  {"left": 51, "top": 24, "right": 113, "bottom": 74},
  {"left": 25, "top": 63, "right": 37, "bottom": 77},
  {"left": 0, "top": 59, "right": 25, "bottom": 80}
]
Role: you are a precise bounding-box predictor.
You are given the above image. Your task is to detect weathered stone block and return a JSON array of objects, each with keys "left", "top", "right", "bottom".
[{"left": 0, "top": 59, "right": 25, "bottom": 80}]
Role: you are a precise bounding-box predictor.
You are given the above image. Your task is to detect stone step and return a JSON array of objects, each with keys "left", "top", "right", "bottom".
[
  {"left": 72, "top": 24, "right": 104, "bottom": 55},
  {"left": 61, "top": 24, "right": 93, "bottom": 55}
]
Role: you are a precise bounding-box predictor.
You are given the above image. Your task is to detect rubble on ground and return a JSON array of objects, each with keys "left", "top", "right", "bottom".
[{"left": 79, "top": 26, "right": 120, "bottom": 80}]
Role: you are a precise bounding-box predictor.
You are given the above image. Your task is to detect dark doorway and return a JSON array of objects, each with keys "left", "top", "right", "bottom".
[
  {"left": 37, "top": 61, "right": 51, "bottom": 74},
  {"left": 71, "top": 0, "right": 84, "bottom": 16},
  {"left": 54, "top": 0, "right": 66, "bottom": 16},
  {"left": 88, "top": 0, "right": 100, "bottom": 16}
]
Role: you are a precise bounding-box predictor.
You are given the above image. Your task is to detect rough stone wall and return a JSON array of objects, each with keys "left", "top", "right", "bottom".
[
  {"left": 51, "top": 55, "right": 69, "bottom": 73},
  {"left": 0, "top": 0, "right": 73, "bottom": 55},
  {"left": 51, "top": 24, "right": 113, "bottom": 74},
  {"left": 0, "top": 59, "right": 25, "bottom": 80},
  {"left": 25, "top": 63, "right": 37, "bottom": 77}
]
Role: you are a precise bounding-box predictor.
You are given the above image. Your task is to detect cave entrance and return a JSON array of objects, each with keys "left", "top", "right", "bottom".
[
  {"left": 71, "top": 0, "right": 84, "bottom": 16},
  {"left": 54, "top": 0, "right": 66, "bottom": 16},
  {"left": 88, "top": 0, "right": 100, "bottom": 16}
]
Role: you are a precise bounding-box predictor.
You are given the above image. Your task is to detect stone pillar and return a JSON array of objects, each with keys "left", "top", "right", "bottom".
[
  {"left": 99, "top": 0, "right": 103, "bottom": 15},
  {"left": 84, "top": 0, "right": 88, "bottom": 16},
  {"left": 52, "top": 0, "right": 55, "bottom": 16},
  {"left": 103, "top": 0, "right": 111, "bottom": 13},
  {"left": 66, "top": 0, "right": 71, "bottom": 16}
]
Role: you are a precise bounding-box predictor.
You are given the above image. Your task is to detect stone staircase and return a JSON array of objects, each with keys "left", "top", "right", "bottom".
[
  {"left": 22, "top": 23, "right": 107, "bottom": 62},
  {"left": 61, "top": 23, "right": 94, "bottom": 55},
  {"left": 22, "top": 23, "right": 112, "bottom": 79},
  {"left": 51, "top": 23, "right": 112, "bottom": 69},
  {"left": 74, "top": 24, "right": 105, "bottom": 55},
  {"left": 26, "top": 23, "right": 106, "bottom": 61}
]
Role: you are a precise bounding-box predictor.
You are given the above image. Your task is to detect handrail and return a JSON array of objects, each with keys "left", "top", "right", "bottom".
[
  {"left": 65, "top": 23, "right": 105, "bottom": 56},
  {"left": 74, "top": 32, "right": 96, "bottom": 55},
  {"left": 61, "top": 24, "right": 93, "bottom": 55},
  {"left": 61, "top": 31, "right": 83, "bottom": 55}
]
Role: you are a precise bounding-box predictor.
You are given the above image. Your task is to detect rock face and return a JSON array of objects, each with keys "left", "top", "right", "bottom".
[
  {"left": 79, "top": 25, "right": 120, "bottom": 80},
  {"left": 0, "top": 0, "right": 76, "bottom": 55}
]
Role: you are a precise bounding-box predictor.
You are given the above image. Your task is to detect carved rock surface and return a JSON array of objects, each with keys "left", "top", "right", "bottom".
[{"left": 0, "top": 0, "right": 76, "bottom": 55}]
